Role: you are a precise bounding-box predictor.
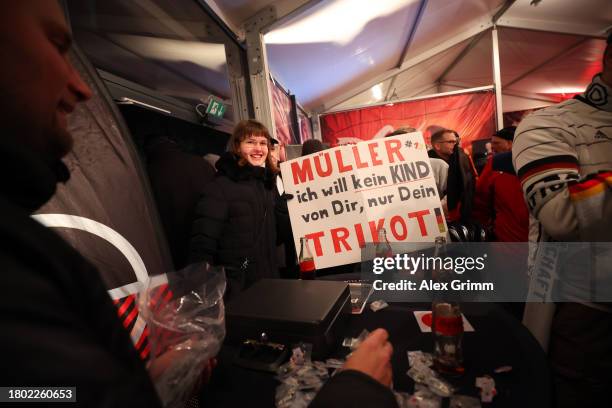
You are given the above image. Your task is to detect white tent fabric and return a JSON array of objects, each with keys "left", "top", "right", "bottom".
[
  {"left": 209, "top": 0, "right": 610, "bottom": 114},
  {"left": 330, "top": 28, "right": 606, "bottom": 114}
]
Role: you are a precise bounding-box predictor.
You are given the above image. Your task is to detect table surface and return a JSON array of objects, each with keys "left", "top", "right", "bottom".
[{"left": 202, "top": 299, "right": 551, "bottom": 407}]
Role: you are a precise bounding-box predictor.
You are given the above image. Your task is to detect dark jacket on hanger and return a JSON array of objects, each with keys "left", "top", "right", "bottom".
[
  {"left": 446, "top": 145, "right": 477, "bottom": 223},
  {"left": 0, "top": 139, "right": 161, "bottom": 407},
  {"left": 189, "top": 152, "right": 289, "bottom": 295}
]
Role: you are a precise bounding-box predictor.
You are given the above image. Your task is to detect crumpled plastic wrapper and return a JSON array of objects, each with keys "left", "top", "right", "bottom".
[
  {"left": 324, "top": 358, "right": 345, "bottom": 369},
  {"left": 475, "top": 376, "right": 496, "bottom": 403},
  {"left": 275, "top": 344, "right": 336, "bottom": 407},
  {"left": 370, "top": 299, "right": 389, "bottom": 312},
  {"left": 407, "top": 351, "right": 434, "bottom": 368},
  {"left": 342, "top": 329, "right": 371, "bottom": 351},
  {"left": 139, "top": 263, "right": 226, "bottom": 408},
  {"left": 353, "top": 329, "right": 371, "bottom": 349},
  {"left": 406, "top": 351, "right": 454, "bottom": 397},
  {"left": 275, "top": 383, "right": 315, "bottom": 408},
  {"left": 406, "top": 386, "right": 442, "bottom": 408}
]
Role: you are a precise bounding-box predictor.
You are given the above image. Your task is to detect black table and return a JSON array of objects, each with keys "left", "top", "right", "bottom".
[{"left": 202, "top": 299, "right": 551, "bottom": 407}]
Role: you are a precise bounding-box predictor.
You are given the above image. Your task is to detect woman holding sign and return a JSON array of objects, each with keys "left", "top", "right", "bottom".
[{"left": 189, "top": 120, "right": 290, "bottom": 297}]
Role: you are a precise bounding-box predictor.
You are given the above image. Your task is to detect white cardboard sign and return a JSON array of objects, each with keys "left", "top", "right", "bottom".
[{"left": 280, "top": 132, "right": 447, "bottom": 269}]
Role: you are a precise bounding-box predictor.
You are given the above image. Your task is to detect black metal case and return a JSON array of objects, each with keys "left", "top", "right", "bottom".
[{"left": 226, "top": 279, "right": 351, "bottom": 359}]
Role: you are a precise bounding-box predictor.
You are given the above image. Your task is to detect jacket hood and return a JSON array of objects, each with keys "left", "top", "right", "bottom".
[{"left": 215, "top": 152, "right": 275, "bottom": 189}]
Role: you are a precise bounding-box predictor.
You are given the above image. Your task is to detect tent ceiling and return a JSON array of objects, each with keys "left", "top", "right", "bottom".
[
  {"left": 438, "top": 28, "right": 605, "bottom": 108},
  {"left": 339, "top": 26, "right": 605, "bottom": 113},
  {"left": 498, "top": 29, "right": 591, "bottom": 84},
  {"left": 441, "top": 30, "right": 492, "bottom": 88},
  {"left": 331, "top": 38, "right": 472, "bottom": 112},
  {"left": 67, "top": 0, "right": 235, "bottom": 110},
  {"left": 203, "top": 0, "right": 313, "bottom": 35},
  {"left": 393, "top": 39, "right": 473, "bottom": 98},
  {"left": 401, "top": 0, "right": 503, "bottom": 63},
  {"left": 264, "top": 0, "right": 423, "bottom": 110},
  {"left": 331, "top": 78, "right": 394, "bottom": 112},
  {"left": 215, "top": 0, "right": 607, "bottom": 114},
  {"left": 262, "top": 0, "right": 508, "bottom": 110},
  {"left": 498, "top": 0, "right": 612, "bottom": 37},
  {"left": 507, "top": 38, "right": 605, "bottom": 94},
  {"left": 70, "top": 0, "right": 612, "bottom": 117}
]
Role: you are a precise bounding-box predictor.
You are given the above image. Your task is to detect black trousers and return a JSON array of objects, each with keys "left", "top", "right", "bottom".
[{"left": 549, "top": 303, "right": 612, "bottom": 408}]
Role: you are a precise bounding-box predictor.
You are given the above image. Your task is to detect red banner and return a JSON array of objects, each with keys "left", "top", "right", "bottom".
[
  {"left": 321, "top": 91, "right": 496, "bottom": 153},
  {"left": 270, "top": 79, "right": 295, "bottom": 145}
]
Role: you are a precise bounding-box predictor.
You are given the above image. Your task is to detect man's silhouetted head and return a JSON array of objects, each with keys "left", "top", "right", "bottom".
[{"left": 0, "top": 1, "right": 92, "bottom": 166}]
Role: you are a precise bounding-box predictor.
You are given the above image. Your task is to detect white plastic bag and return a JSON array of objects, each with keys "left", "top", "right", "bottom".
[{"left": 139, "top": 263, "right": 226, "bottom": 408}]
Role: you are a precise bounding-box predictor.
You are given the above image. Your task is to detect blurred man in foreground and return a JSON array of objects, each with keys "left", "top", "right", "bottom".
[
  {"left": 0, "top": 2, "right": 396, "bottom": 407},
  {"left": 0, "top": 1, "right": 162, "bottom": 406},
  {"left": 513, "top": 33, "right": 612, "bottom": 407}
]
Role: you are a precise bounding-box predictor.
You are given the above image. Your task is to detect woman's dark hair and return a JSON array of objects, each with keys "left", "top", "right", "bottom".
[{"left": 229, "top": 119, "right": 279, "bottom": 173}]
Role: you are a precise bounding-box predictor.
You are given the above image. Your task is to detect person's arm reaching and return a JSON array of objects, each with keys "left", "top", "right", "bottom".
[
  {"left": 309, "top": 328, "right": 398, "bottom": 408},
  {"left": 343, "top": 328, "right": 393, "bottom": 386}
]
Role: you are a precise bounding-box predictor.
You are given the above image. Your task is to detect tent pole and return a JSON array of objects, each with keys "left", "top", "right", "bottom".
[
  {"left": 312, "top": 113, "right": 323, "bottom": 141},
  {"left": 492, "top": 27, "right": 504, "bottom": 130},
  {"left": 244, "top": 7, "right": 278, "bottom": 138},
  {"left": 324, "top": 85, "right": 494, "bottom": 115},
  {"left": 384, "top": 0, "right": 429, "bottom": 101},
  {"left": 320, "top": 21, "right": 493, "bottom": 112}
]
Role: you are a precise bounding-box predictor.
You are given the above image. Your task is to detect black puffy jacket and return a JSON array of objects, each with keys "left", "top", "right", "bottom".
[{"left": 189, "top": 153, "right": 289, "bottom": 293}]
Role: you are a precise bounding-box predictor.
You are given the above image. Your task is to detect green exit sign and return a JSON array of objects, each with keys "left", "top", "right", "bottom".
[{"left": 205, "top": 98, "right": 226, "bottom": 118}]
